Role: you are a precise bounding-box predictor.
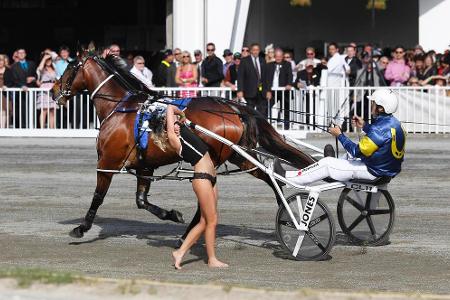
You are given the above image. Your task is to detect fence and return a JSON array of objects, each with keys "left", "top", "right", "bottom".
[
  {"left": 0, "top": 86, "right": 449, "bottom": 137},
  {"left": 270, "top": 86, "right": 450, "bottom": 134}
]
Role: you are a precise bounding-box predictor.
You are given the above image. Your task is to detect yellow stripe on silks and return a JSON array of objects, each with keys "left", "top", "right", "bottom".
[
  {"left": 391, "top": 128, "right": 405, "bottom": 159},
  {"left": 359, "top": 136, "right": 379, "bottom": 157},
  {"left": 161, "top": 60, "right": 170, "bottom": 67}
]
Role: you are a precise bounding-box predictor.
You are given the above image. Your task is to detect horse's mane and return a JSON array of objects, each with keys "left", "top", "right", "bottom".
[{"left": 103, "top": 54, "right": 154, "bottom": 95}]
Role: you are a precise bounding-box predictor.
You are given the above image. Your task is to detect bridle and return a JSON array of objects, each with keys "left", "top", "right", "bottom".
[
  {"left": 55, "top": 54, "right": 152, "bottom": 106},
  {"left": 53, "top": 55, "right": 122, "bottom": 105},
  {"left": 53, "top": 60, "right": 83, "bottom": 104}
]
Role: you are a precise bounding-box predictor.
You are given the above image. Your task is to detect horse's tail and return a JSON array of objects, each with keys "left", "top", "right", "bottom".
[{"left": 240, "top": 107, "right": 316, "bottom": 169}]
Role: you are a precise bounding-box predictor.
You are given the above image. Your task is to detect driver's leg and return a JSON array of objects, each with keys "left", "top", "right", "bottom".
[{"left": 284, "top": 157, "right": 374, "bottom": 185}]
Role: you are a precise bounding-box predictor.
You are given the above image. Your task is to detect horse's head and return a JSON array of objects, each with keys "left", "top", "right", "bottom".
[
  {"left": 52, "top": 58, "right": 85, "bottom": 106},
  {"left": 53, "top": 44, "right": 98, "bottom": 106}
]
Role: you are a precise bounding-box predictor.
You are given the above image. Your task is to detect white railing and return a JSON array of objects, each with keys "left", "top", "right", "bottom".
[
  {"left": 0, "top": 86, "right": 449, "bottom": 137},
  {"left": 151, "top": 87, "right": 234, "bottom": 100},
  {"left": 270, "top": 86, "right": 450, "bottom": 134},
  {"left": 0, "top": 88, "right": 99, "bottom": 137},
  {"left": 0, "top": 87, "right": 235, "bottom": 137}
]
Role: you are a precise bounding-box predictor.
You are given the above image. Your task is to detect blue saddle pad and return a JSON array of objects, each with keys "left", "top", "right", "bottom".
[
  {"left": 170, "top": 98, "right": 192, "bottom": 110},
  {"left": 133, "top": 98, "right": 192, "bottom": 150},
  {"left": 134, "top": 111, "right": 152, "bottom": 150}
]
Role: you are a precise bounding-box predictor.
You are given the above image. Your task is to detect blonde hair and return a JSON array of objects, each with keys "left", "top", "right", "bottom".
[
  {"left": 181, "top": 51, "right": 192, "bottom": 64},
  {"left": 150, "top": 118, "right": 169, "bottom": 152}
]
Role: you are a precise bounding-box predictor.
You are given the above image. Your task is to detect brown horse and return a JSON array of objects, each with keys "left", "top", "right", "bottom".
[{"left": 52, "top": 50, "right": 315, "bottom": 240}]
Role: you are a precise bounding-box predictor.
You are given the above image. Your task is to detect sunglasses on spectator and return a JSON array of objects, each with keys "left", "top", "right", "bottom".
[
  {"left": 175, "top": 52, "right": 181, "bottom": 55},
  {"left": 306, "top": 52, "right": 314, "bottom": 56},
  {"left": 242, "top": 49, "right": 249, "bottom": 52},
  {"left": 395, "top": 51, "right": 404, "bottom": 54},
  {"left": 284, "top": 55, "right": 291, "bottom": 59},
  {"left": 136, "top": 62, "right": 145, "bottom": 64},
  {"left": 206, "top": 48, "right": 215, "bottom": 52},
  {"left": 182, "top": 55, "right": 190, "bottom": 58}
]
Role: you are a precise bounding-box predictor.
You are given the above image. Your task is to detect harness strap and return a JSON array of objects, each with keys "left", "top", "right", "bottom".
[
  {"left": 91, "top": 74, "right": 115, "bottom": 99},
  {"left": 191, "top": 172, "right": 217, "bottom": 187}
]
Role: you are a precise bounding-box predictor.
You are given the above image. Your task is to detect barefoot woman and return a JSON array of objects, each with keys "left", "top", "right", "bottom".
[{"left": 165, "top": 104, "right": 228, "bottom": 269}]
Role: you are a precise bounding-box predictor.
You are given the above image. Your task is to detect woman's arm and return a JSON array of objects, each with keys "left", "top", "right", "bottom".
[
  {"left": 175, "top": 66, "right": 182, "bottom": 85},
  {"left": 37, "top": 55, "right": 49, "bottom": 72},
  {"left": 190, "top": 64, "right": 198, "bottom": 83},
  {"left": 166, "top": 105, "right": 185, "bottom": 151}
]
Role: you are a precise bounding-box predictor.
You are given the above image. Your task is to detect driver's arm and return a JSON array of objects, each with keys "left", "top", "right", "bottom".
[{"left": 338, "top": 128, "right": 383, "bottom": 158}]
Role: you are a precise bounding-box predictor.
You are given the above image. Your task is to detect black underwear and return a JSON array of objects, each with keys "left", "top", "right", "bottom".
[{"left": 191, "top": 172, "right": 217, "bottom": 187}]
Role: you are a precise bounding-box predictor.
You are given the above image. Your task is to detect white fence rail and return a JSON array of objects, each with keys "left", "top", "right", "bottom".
[
  {"left": 270, "top": 86, "right": 450, "bottom": 134},
  {"left": 0, "top": 86, "right": 449, "bottom": 137}
]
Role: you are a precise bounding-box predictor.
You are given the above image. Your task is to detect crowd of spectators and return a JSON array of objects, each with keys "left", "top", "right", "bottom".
[{"left": 1, "top": 41, "right": 449, "bottom": 129}]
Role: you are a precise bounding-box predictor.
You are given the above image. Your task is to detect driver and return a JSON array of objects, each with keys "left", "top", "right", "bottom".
[{"left": 274, "top": 89, "right": 406, "bottom": 184}]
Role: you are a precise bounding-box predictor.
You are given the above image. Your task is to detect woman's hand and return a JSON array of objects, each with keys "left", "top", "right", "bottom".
[
  {"left": 178, "top": 112, "right": 186, "bottom": 123},
  {"left": 174, "top": 122, "right": 180, "bottom": 135}
]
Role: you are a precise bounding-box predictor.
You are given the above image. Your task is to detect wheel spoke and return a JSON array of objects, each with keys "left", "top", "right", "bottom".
[
  {"left": 308, "top": 214, "right": 327, "bottom": 228},
  {"left": 292, "top": 232, "right": 306, "bottom": 257},
  {"left": 347, "top": 214, "right": 365, "bottom": 232},
  {"left": 368, "top": 209, "right": 391, "bottom": 215},
  {"left": 345, "top": 195, "right": 364, "bottom": 211},
  {"left": 366, "top": 215, "right": 377, "bottom": 236},
  {"left": 307, "top": 230, "right": 326, "bottom": 252},
  {"left": 365, "top": 192, "right": 372, "bottom": 209},
  {"left": 279, "top": 219, "right": 296, "bottom": 229}
]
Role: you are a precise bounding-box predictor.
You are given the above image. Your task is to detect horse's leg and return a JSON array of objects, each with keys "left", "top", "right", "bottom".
[
  {"left": 176, "top": 203, "right": 201, "bottom": 247},
  {"left": 70, "top": 172, "right": 113, "bottom": 238},
  {"left": 136, "top": 169, "right": 184, "bottom": 223}
]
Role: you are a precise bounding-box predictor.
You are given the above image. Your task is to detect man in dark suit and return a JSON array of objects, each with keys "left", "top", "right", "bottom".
[
  {"left": 265, "top": 48, "right": 293, "bottom": 129},
  {"left": 295, "top": 60, "right": 321, "bottom": 88},
  {"left": 201, "top": 42, "right": 224, "bottom": 87},
  {"left": 345, "top": 45, "right": 362, "bottom": 87},
  {"left": 9, "top": 48, "right": 37, "bottom": 128},
  {"left": 237, "top": 43, "right": 269, "bottom": 116}
]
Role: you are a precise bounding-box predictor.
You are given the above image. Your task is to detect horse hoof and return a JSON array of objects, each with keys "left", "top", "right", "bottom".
[
  {"left": 170, "top": 210, "right": 185, "bottom": 224},
  {"left": 69, "top": 227, "right": 84, "bottom": 238}
]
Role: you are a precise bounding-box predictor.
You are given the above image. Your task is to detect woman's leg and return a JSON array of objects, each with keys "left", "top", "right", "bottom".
[
  {"left": 49, "top": 109, "right": 55, "bottom": 129},
  {"left": 172, "top": 216, "right": 206, "bottom": 269},
  {"left": 172, "top": 179, "right": 224, "bottom": 269},
  {"left": 172, "top": 154, "right": 227, "bottom": 269},
  {"left": 193, "top": 178, "right": 227, "bottom": 268},
  {"left": 39, "top": 109, "right": 47, "bottom": 129},
  {"left": 1, "top": 110, "right": 6, "bottom": 128}
]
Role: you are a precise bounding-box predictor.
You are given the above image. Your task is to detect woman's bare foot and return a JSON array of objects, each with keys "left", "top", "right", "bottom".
[
  {"left": 208, "top": 258, "right": 229, "bottom": 268},
  {"left": 172, "top": 250, "right": 184, "bottom": 270}
]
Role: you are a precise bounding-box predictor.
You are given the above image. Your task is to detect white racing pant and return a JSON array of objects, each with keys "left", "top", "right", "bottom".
[{"left": 285, "top": 157, "right": 377, "bottom": 185}]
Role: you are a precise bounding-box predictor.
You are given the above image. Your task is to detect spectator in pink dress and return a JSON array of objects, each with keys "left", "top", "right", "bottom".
[
  {"left": 36, "top": 53, "right": 57, "bottom": 128},
  {"left": 175, "top": 51, "right": 198, "bottom": 98},
  {"left": 384, "top": 46, "right": 410, "bottom": 86}
]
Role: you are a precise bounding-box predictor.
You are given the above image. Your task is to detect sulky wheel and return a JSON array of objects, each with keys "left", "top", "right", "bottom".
[
  {"left": 337, "top": 188, "right": 395, "bottom": 246},
  {"left": 276, "top": 192, "right": 336, "bottom": 261}
]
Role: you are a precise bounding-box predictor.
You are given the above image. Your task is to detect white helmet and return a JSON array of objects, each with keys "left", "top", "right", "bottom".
[{"left": 368, "top": 89, "right": 399, "bottom": 114}]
